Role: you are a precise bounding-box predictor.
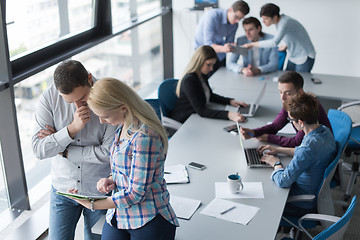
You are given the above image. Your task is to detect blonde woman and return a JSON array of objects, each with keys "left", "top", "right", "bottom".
[
  {"left": 68, "top": 78, "right": 179, "bottom": 240},
  {"left": 169, "top": 45, "right": 248, "bottom": 123}
]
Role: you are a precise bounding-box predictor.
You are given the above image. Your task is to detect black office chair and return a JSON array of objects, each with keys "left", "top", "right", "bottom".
[
  {"left": 158, "top": 79, "right": 182, "bottom": 137},
  {"left": 145, "top": 98, "right": 162, "bottom": 121}
]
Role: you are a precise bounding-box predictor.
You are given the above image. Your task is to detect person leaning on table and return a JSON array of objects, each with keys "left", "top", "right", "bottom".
[
  {"left": 259, "top": 92, "right": 336, "bottom": 217},
  {"left": 242, "top": 3, "right": 316, "bottom": 73},
  {"left": 169, "top": 45, "right": 248, "bottom": 123},
  {"left": 240, "top": 71, "right": 332, "bottom": 148},
  {"left": 227, "top": 16, "right": 278, "bottom": 76},
  {"left": 67, "top": 77, "right": 179, "bottom": 240}
]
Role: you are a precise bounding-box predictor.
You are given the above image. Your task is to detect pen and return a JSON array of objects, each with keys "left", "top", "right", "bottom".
[
  {"left": 220, "top": 206, "right": 236, "bottom": 215},
  {"left": 247, "top": 132, "right": 255, "bottom": 137},
  {"left": 164, "top": 172, "right": 171, "bottom": 174}
]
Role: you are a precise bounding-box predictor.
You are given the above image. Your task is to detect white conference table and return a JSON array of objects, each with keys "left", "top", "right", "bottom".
[
  {"left": 166, "top": 86, "right": 291, "bottom": 240},
  {"left": 166, "top": 67, "right": 360, "bottom": 239},
  {"left": 210, "top": 68, "right": 360, "bottom": 102}
]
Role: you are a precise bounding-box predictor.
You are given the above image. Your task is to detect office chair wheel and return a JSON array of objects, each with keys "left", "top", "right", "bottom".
[{"left": 344, "top": 194, "right": 351, "bottom": 202}]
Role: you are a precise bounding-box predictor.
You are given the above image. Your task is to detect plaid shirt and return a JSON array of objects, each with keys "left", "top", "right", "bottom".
[{"left": 106, "top": 121, "right": 179, "bottom": 229}]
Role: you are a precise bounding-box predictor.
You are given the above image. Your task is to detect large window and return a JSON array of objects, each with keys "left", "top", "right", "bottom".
[
  {"left": 14, "top": 67, "right": 55, "bottom": 193},
  {"left": 75, "top": 17, "right": 163, "bottom": 96},
  {"left": 6, "top": 0, "right": 95, "bottom": 59},
  {"left": 0, "top": 0, "right": 172, "bottom": 234}
]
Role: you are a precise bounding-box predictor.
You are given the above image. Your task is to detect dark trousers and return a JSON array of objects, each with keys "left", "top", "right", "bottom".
[{"left": 101, "top": 214, "right": 176, "bottom": 240}]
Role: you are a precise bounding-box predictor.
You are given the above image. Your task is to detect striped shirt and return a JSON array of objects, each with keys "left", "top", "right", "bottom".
[{"left": 106, "top": 121, "right": 179, "bottom": 229}]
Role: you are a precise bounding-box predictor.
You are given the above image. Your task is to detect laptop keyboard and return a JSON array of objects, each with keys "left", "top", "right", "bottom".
[
  {"left": 238, "top": 106, "right": 250, "bottom": 114},
  {"left": 244, "top": 148, "right": 268, "bottom": 166}
]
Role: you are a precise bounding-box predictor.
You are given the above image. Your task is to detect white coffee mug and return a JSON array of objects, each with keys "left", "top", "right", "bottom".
[{"left": 227, "top": 174, "right": 244, "bottom": 194}]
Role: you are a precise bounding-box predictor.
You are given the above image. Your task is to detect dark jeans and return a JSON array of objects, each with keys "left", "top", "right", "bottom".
[
  {"left": 49, "top": 186, "right": 105, "bottom": 240},
  {"left": 101, "top": 214, "right": 176, "bottom": 240},
  {"left": 286, "top": 56, "right": 315, "bottom": 73}
]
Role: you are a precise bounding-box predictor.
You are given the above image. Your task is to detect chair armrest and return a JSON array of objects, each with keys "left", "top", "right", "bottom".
[
  {"left": 162, "top": 116, "right": 183, "bottom": 130},
  {"left": 298, "top": 214, "right": 340, "bottom": 239},
  {"left": 286, "top": 195, "right": 315, "bottom": 203},
  {"left": 353, "top": 123, "right": 360, "bottom": 128},
  {"left": 299, "top": 213, "right": 340, "bottom": 224},
  {"left": 338, "top": 100, "right": 360, "bottom": 110}
]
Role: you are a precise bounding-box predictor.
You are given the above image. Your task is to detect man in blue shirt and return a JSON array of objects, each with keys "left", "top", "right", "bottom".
[
  {"left": 227, "top": 17, "right": 278, "bottom": 76},
  {"left": 259, "top": 93, "right": 336, "bottom": 217},
  {"left": 194, "top": 1, "right": 249, "bottom": 73}
]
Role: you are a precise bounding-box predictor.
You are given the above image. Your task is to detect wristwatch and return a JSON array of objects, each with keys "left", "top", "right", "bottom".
[{"left": 273, "top": 161, "right": 282, "bottom": 168}]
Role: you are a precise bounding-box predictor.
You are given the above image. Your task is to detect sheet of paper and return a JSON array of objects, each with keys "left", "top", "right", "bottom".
[
  {"left": 164, "top": 164, "right": 189, "bottom": 184},
  {"left": 170, "top": 196, "right": 201, "bottom": 220},
  {"left": 267, "top": 122, "right": 296, "bottom": 135},
  {"left": 215, "top": 182, "right": 264, "bottom": 199},
  {"left": 200, "top": 198, "right": 260, "bottom": 225}
]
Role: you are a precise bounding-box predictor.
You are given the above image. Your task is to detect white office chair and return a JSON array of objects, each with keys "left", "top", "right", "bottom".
[
  {"left": 337, "top": 101, "right": 360, "bottom": 202},
  {"left": 282, "top": 195, "right": 357, "bottom": 240}
]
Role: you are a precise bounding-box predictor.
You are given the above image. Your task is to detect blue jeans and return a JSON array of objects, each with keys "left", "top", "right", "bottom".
[
  {"left": 101, "top": 214, "right": 176, "bottom": 240},
  {"left": 286, "top": 57, "right": 315, "bottom": 73},
  {"left": 49, "top": 186, "right": 106, "bottom": 240}
]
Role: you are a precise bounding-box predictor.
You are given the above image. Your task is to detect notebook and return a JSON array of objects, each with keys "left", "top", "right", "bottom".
[
  {"left": 237, "top": 82, "right": 267, "bottom": 117},
  {"left": 235, "top": 122, "right": 272, "bottom": 168}
]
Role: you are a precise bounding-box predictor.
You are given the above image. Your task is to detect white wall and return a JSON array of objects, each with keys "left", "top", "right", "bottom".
[{"left": 173, "top": 0, "right": 360, "bottom": 78}]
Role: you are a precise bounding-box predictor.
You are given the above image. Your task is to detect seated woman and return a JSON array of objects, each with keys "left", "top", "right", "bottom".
[
  {"left": 68, "top": 78, "right": 179, "bottom": 239},
  {"left": 259, "top": 93, "right": 336, "bottom": 217},
  {"left": 169, "top": 45, "right": 248, "bottom": 123}
]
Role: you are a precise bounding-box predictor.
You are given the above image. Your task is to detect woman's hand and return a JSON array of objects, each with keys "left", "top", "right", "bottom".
[
  {"left": 241, "top": 42, "right": 254, "bottom": 49},
  {"left": 230, "top": 99, "right": 248, "bottom": 108},
  {"left": 67, "top": 188, "right": 92, "bottom": 209},
  {"left": 228, "top": 112, "right": 247, "bottom": 122},
  {"left": 97, "top": 177, "right": 115, "bottom": 194},
  {"left": 257, "top": 145, "right": 278, "bottom": 155}
]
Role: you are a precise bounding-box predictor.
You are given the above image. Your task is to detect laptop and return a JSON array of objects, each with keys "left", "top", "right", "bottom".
[
  {"left": 237, "top": 82, "right": 267, "bottom": 117},
  {"left": 235, "top": 122, "right": 272, "bottom": 168},
  {"left": 192, "top": 0, "right": 218, "bottom": 10}
]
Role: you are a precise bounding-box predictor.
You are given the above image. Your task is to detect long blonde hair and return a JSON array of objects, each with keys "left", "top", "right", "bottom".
[
  {"left": 176, "top": 45, "right": 218, "bottom": 97},
  {"left": 88, "top": 77, "right": 168, "bottom": 153}
]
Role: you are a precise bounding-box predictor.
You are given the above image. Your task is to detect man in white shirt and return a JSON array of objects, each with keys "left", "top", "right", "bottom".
[{"left": 32, "top": 60, "right": 117, "bottom": 240}]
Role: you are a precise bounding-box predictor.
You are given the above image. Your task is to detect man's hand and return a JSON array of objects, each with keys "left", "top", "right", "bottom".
[
  {"left": 223, "top": 43, "right": 234, "bottom": 53},
  {"left": 241, "top": 65, "right": 261, "bottom": 76},
  {"left": 67, "top": 104, "right": 91, "bottom": 138},
  {"left": 258, "top": 145, "right": 279, "bottom": 155},
  {"left": 37, "top": 125, "right": 56, "bottom": 139},
  {"left": 239, "top": 127, "right": 255, "bottom": 139},
  {"left": 256, "top": 134, "right": 268, "bottom": 142}
]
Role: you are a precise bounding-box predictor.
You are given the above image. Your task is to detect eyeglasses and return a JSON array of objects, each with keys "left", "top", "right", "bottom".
[{"left": 287, "top": 117, "right": 297, "bottom": 123}]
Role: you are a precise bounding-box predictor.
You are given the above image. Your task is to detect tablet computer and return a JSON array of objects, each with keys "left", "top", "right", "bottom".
[
  {"left": 230, "top": 44, "right": 248, "bottom": 56},
  {"left": 56, "top": 191, "right": 108, "bottom": 200}
]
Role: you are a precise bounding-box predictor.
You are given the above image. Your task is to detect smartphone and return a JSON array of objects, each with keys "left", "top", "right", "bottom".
[
  {"left": 223, "top": 124, "right": 238, "bottom": 133},
  {"left": 311, "top": 77, "right": 322, "bottom": 84},
  {"left": 188, "top": 162, "right": 206, "bottom": 170}
]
